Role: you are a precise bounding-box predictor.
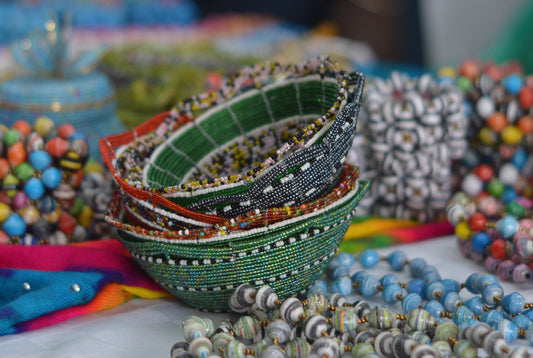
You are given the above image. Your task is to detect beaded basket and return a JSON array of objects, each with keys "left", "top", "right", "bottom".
[
  {"left": 101, "top": 57, "right": 364, "bottom": 225},
  {"left": 110, "top": 170, "right": 369, "bottom": 311}
]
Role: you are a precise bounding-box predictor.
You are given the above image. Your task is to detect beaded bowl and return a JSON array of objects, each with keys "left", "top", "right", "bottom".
[
  {"left": 101, "top": 57, "right": 364, "bottom": 225},
  {"left": 108, "top": 166, "right": 369, "bottom": 311}
]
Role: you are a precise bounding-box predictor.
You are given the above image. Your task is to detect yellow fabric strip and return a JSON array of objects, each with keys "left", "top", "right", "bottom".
[{"left": 344, "top": 218, "right": 418, "bottom": 241}]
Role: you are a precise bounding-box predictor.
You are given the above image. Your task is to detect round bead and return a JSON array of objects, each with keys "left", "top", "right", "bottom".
[
  {"left": 478, "top": 196, "right": 498, "bottom": 215},
  {"left": 431, "top": 340, "right": 452, "bottom": 358},
  {"left": 461, "top": 174, "right": 483, "bottom": 198},
  {"left": 15, "top": 163, "right": 34, "bottom": 181},
  {"left": 12, "top": 192, "right": 29, "bottom": 210},
  {"left": 29, "top": 150, "right": 52, "bottom": 170},
  {"left": 482, "top": 330, "right": 506, "bottom": 355},
  {"left": 327, "top": 293, "right": 346, "bottom": 308},
  {"left": 279, "top": 297, "right": 304, "bottom": 323},
  {"left": 313, "top": 337, "right": 339, "bottom": 358},
  {"left": 34, "top": 116, "right": 55, "bottom": 137},
  {"left": 512, "top": 314, "right": 532, "bottom": 331},
  {"left": 408, "top": 258, "right": 427, "bottom": 278},
  {"left": 369, "top": 306, "right": 396, "bottom": 330},
  {"left": 472, "top": 164, "right": 494, "bottom": 182},
  {"left": 5, "top": 129, "right": 22, "bottom": 146},
  {"left": 517, "top": 115, "right": 533, "bottom": 133},
  {"left": 233, "top": 316, "right": 261, "bottom": 341},
  {"left": 385, "top": 251, "right": 407, "bottom": 271},
  {"left": 511, "top": 264, "right": 531, "bottom": 283},
  {"left": 331, "top": 308, "right": 358, "bottom": 333},
  {"left": 391, "top": 335, "right": 417, "bottom": 358},
  {"left": 305, "top": 293, "right": 327, "bottom": 314},
  {"left": 183, "top": 316, "right": 207, "bottom": 342},
  {"left": 455, "top": 221, "right": 472, "bottom": 240},
  {"left": 406, "top": 278, "right": 426, "bottom": 298},
  {"left": 285, "top": 338, "right": 311, "bottom": 358},
  {"left": 41, "top": 167, "right": 63, "bottom": 189},
  {"left": 382, "top": 283, "right": 402, "bottom": 304},
  {"left": 331, "top": 276, "right": 353, "bottom": 296},
  {"left": 506, "top": 201, "right": 525, "bottom": 217},
  {"left": 352, "top": 300, "right": 371, "bottom": 319},
  {"left": 491, "top": 239, "right": 507, "bottom": 260},
  {"left": 12, "top": 120, "right": 31, "bottom": 137},
  {"left": 2, "top": 213, "right": 26, "bottom": 236},
  {"left": 501, "top": 292, "right": 525, "bottom": 315},
  {"left": 373, "top": 331, "right": 394, "bottom": 357},
  {"left": 379, "top": 274, "right": 399, "bottom": 286},
  {"left": 407, "top": 308, "right": 436, "bottom": 331},
  {"left": 468, "top": 212, "right": 487, "bottom": 231},
  {"left": 441, "top": 292, "right": 461, "bottom": 312},
  {"left": 24, "top": 178, "right": 45, "bottom": 200},
  {"left": 501, "top": 125, "right": 523, "bottom": 145},
  {"left": 0, "top": 158, "right": 9, "bottom": 179},
  {"left": 471, "top": 232, "right": 491, "bottom": 253},
  {"left": 453, "top": 339, "right": 477, "bottom": 358},
  {"left": 462, "top": 322, "right": 490, "bottom": 347},
  {"left": 26, "top": 132, "right": 44, "bottom": 153},
  {"left": 502, "top": 74, "right": 522, "bottom": 94},
  {"left": 254, "top": 286, "right": 278, "bottom": 311},
  {"left": 496, "top": 216, "right": 519, "bottom": 239},
  {"left": 352, "top": 342, "right": 375, "bottom": 358},
  {"left": 476, "top": 96, "right": 495, "bottom": 118},
  {"left": 7, "top": 142, "right": 26, "bottom": 167},
  {"left": 229, "top": 284, "right": 256, "bottom": 313},
  {"left": 401, "top": 293, "right": 422, "bottom": 313},
  {"left": 211, "top": 333, "right": 233, "bottom": 356},
  {"left": 487, "top": 179, "right": 505, "bottom": 198},
  {"left": 434, "top": 321, "right": 459, "bottom": 341},
  {"left": 303, "top": 314, "right": 328, "bottom": 339},
  {"left": 497, "top": 319, "right": 518, "bottom": 342},
  {"left": 482, "top": 283, "right": 504, "bottom": 306},
  {"left": 224, "top": 340, "right": 245, "bottom": 358},
  {"left": 266, "top": 319, "right": 291, "bottom": 344},
  {"left": 359, "top": 249, "right": 379, "bottom": 268},
  {"left": 509, "top": 346, "right": 531, "bottom": 358},
  {"left": 480, "top": 309, "right": 503, "bottom": 327},
  {"left": 45, "top": 137, "right": 69, "bottom": 157},
  {"left": 452, "top": 305, "right": 474, "bottom": 324},
  {"left": 359, "top": 275, "right": 379, "bottom": 297},
  {"left": 57, "top": 123, "right": 76, "bottom": 140},
  {"left": 463, "top": 296, "right": 484, "bottom": 316},
  {"left": 0, "top": 202, "right": 11, "bottom": 222},
  {"left": 170, "top": 342, "right": 192, "bottom": 358},
  {"left": 411, "top": 344, "right": 436, "bottom": 358}
]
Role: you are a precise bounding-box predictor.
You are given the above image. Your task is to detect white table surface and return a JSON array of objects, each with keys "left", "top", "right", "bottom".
[{"left": 1, "top": 235, "right": 533, "bottom": 358}]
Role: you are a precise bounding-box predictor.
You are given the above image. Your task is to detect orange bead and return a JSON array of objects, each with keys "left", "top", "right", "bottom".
[
  {"left": 0, "top": 158, "right": 9, "bottom": 179},
  {"left": 517, "top": 115, "right": 533, "bottom": 134},
  {"left": 45, "top": 137, "right": 69, "bottom": 157},
  {"left": 486, "top": 112, "right": 507, "bottom": 132},
  {"left": 472, "top": 164, "right": 493, "bottom": 182},
  {"left": 459, "top": 59, "right": 481, "bottom": 80},
  {"left": 7, "top": 141, "right": 26, "bottom": 167},
  {"left": 12, "top": 120, "right": 32, "bottom": 138},
  {"left": 519, "top": 87, "right": 533, "bottom": 109},
  {"left": 58, "top": 123, "right": 76, "bottom": 140}
]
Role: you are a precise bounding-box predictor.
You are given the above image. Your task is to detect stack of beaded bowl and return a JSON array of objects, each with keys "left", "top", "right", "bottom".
[
  {"left": 349, "top": 72, "right": 469, "bottom": 222},
  {"left": 443, "top": 60, "right": 533, "bottom": 280},
  {"left": 101, "top": 57, "right": 370, "bottom": 311},
  {"left": 0, "top": 117, "right": 114, "bottom": 245}
]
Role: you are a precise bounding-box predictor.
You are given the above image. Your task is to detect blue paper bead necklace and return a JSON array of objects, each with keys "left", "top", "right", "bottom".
[
  {"left": 171, "top": 248, "right": 533, "bottom": 358},
  {"left": 320, "top": 248, "right": 533, "bottom": 344}
]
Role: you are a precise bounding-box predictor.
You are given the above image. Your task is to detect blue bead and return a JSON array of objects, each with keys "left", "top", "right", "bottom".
[
  {"left": 463, "top": 100, "right": 473, "bottom": 118},
  {"left": 29, "top": 150, "right": 52, "bottom": 171},
  {"left": 452, "top": 306, "right": 474, "bottom": 324},
  {"left": 386, "top": 250, "right": 407, "bottom": 271},
  {"left": 3, "top": 213, "right": 27, "bottom": 236},
  {"left": 502, "top": 74, "right": 522, "bottom": 95},
  {"left": 511, "top": 148, "right": 528, "bottom": 170},
  {"left": 41, "top": 167, "right": 62, "bottom": 189},
  {"left": 527, "top": 325, "right": 533, "bottom": 345},
  {"left": 39, "top": 195, "right": 56, "bottom": 213},
  {"left": 408, "top": 258, "right": 427, "bottom": 278},
  {"left": 425, "top": 300, "right": 444, "bottom": 319},
  {"left": 425, "top": 281, "right": 446, "bottom": 300},
  {"left": 465, "top": 273, "right": 482, "bottom": 293},
  {"left": 498, "top": 319, "right": 518, "bottom": 342},
  {"left": 307, "top": 286, "right": 327, "bottom": 296},
  {"left": 330, "top": 252, "right": 355, "bottom": 269},
  {"left": 501, "top": 292, "right": 525, "bottom": 315},
  {"left": 474, "top": 274, "right": 498, "bottom": 294},
  {"left": 441, "top": 292, "right": 461, "bottom": 312},
  {"left": 523, "top": 309, "right": 533, "bottom": 321},
  {"left": 70, "top": 132, "right": 87, "bottom": 141},
  {"left": 311, "top": 279, "right": 328, "bottom": 292},
  {"left": 421, "top": 265, "right": 441, "bottom": 282},
  {"left": 496, "top": 216, "right": 520, "bottom": 239},
  {"left": 359, "top": 249, "right": 379, "bottom": 268},
  {"left": 382, "top": 283, "right": 402, "bottom": 304},
  {"left": 24, "top": 178, "right": 45, "bottom": 200},
  {"left": 351, "top": 271, "right": 368, "bottom": 286},
  {"left": 496, "top": 306, "right": 512, "bottom": 320},
  {"left": 471, "top": 232, "right": 491, "bottom": 253},
  {"left": 407, "top": 278, "right": 426, "bottom": 298},
  {"left": 332, "top": 276, "right": 353, "bottom": 297},
  {"left": 402, "top": 293, "right": 422, "bottom": 313},
  {"left": 463, "top": 296, "right": 484, "bottom": 316},
  {"left": 329, "top": 265, "right": 350, "bottom": 280},
  {"left": 359, "top": 275, "right": 379, "bottom": 297},
  {"left": 501, "top": 187, "right": 517, "bottom": 204},
  {"left": 512, "top": 314, "right": 532, "bottom": 330},
  {"left": 380, "top": 274, "right": 399, "bottom": 286},
  {"left": 482, "top": 284, "right": 504, "bottom": 306},
  {"left": 480, "top": 310, "right": 503, "bottom": 328},
  {"left": 441, "top": 279, "right": 460, "bottom": 293},
  {"left": 458, "top": 318, "right": 479, "bottom": 331}
]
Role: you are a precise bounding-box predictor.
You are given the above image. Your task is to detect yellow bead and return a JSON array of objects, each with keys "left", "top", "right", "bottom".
[
  {"left": 455, "top": 221, "right": 472, "bottom": 240},
  {"left": 479, "top": 127, "right": 497, "bottom": 146},
  {"left": 34, "top": 116, "right": 55, "bottom": 137},
  {"left": 501, "top": 125, "right": 523, "bottom": 145},
  {"left": 77, "top": 205, "right": 94, "bottom": 227},
  {"left": 20, "top": 205, "right": 40, "bottom": 225},
  {"left": 438, "top": 66, "right": 456, "bottom": 78},
  {"left": 0, "top": 202, "right": 11, "bottom": 222}
]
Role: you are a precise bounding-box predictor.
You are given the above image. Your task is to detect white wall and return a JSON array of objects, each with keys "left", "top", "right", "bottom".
[{"left": 420, "top": 0, "right": 526, "bottom": 68}]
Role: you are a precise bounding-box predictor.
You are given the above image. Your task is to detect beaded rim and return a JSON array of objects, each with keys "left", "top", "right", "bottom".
[{"left": 106, "top": 166, "right": 368, "bottom": 243}]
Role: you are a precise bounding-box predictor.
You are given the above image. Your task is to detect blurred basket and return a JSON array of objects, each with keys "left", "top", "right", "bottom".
[
  {"left": 110, "top": 169, "right": 369, "bottom": 311},
  {"left": 101, "top": 57, "right": 364, "bottom": 225}
]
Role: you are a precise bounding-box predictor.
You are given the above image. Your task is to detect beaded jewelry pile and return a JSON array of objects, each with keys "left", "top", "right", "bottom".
[
  {"left": 102, "top": 57, "right": 369, "bottom": 310},
  {"left": 349, "top": 72, "right": 469, "bottom": 221},
  {"left": 171, "top": 248, "right": 533, "bottom": 358},
  {"left": 0, "top": 117, "right": 113, "bottom": 245},
  {"left": 443, "top": 60, "right": 533, "bottom": 280}
]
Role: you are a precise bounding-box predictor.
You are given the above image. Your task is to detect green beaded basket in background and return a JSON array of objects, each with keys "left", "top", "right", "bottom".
[{"left": 114, "top": 177, "right": 369, "bottom": 311}]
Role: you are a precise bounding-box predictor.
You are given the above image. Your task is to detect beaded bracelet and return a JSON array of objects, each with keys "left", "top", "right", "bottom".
[{"left": 170, "top": 248, "right": 533, "bottom": 358}]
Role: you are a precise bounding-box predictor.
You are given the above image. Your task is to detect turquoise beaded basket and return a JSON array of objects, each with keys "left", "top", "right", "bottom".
[
  {"left": 0, "top": 71, "right": 123, "bottom": 159},
  {"left": 114, "top": 176, "right": 369, "bottom": 311}
]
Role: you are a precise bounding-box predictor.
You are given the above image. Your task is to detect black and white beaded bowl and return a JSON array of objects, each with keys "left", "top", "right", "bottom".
[{"left": 113, "top": 176, "right": 370, "bottom": 311}]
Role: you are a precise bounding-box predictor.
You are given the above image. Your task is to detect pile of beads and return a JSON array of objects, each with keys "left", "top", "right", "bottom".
[
  {"left": 0, "top": 117, "right": 114, "bottom": 245},
  {"left": 439, "top": 60, "right": 533, "bottom": 191},
  {"left": 446, "top": 191, "right": 533, "bottom": 283},
  {"left": 350, "top": 72, "right": 468, "bottom": 222},
  {"left": 170, "top": 248, "right": 533, "bottom": 357}
]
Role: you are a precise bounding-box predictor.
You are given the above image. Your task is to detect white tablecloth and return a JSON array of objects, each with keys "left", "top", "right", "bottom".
[{"left": 1, "top": 235, "right": 533, "bottom": 357}]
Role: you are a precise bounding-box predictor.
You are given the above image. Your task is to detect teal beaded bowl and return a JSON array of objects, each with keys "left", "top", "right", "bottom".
[
  {"left": 112, "top": 173, "right": 369, "bottom": 311},
  {"left": 0, "top": 71, "right": 124, "bottom": 159}
]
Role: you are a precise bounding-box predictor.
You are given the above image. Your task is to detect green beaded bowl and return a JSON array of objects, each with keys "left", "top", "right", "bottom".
[{"left": 114, "top": 178, "right": 369, "bottom": 311}]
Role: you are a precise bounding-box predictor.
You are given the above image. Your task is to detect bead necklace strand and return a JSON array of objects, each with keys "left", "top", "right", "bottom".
[{"left": 170, "top": 248, "right": 533, "bottom": 358}]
